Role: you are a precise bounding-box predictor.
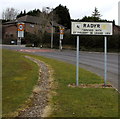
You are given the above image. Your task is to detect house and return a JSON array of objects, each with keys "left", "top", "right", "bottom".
[
  {"left": 2, "top": 15, "right": 60, "bottom": 44},
  {"left": 113, "top": 25, "right": 120, "bottom": 35},
  {"left": 3, "top": 16, "right": 119, "bottom": 45},
  {"left": 2, "top": 21, "right": 17, "bottom": 44}
]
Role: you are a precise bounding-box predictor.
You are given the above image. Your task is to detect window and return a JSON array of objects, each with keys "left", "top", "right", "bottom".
[
  {"left": 10, "top": 34, "right": 13, "bottom": 38},
  {"left": 6, "top": 34, "right": 9, "bottom": 38},
  {"left": 30, "top": 24, "right": 34, "bottom": 28}
]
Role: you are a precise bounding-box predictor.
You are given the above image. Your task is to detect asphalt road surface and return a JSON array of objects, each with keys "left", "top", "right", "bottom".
[{"left": 2, "top": 45, "right": 119, "bottom": 90}]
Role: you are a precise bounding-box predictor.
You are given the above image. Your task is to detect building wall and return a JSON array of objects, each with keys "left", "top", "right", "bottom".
[
  {"left": 25, "top": 23, "right": 40, "bottom": 34},
  {"left": 113, "top": 25, "right": 120, "bottom": 35},
  {"left": 3, "top": 25, "right": 17, "bottom": 39},
  {"left": 24, "top": 23, "right": 54, "bottom": 34},
  {"left": 2, "top": 22, "right": 55, "bottom": 44}
]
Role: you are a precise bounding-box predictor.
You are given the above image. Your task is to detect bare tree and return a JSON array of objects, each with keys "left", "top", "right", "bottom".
[
  {"left": 37, "top": 7, "right": 59, "bottom": 47},
  {"left": 37, "top": 7, "right": 50, "bottom": 46},
  {"left": 2, "top": 7, "right": 18, "bottom": 20}
]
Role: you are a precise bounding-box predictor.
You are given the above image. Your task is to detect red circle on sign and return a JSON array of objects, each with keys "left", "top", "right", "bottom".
[{"left": 18, "top": 24, "right": 24, "bottom": 31}]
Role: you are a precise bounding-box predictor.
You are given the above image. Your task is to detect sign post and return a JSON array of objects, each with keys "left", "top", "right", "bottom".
[
  {"left": 71, "top": 22, "right": 113, "bottom": 86},
  {"left": 104, "top": 36, "right": 107, "bottom": 86},
  {"left": 76, "top": 36, "right": 79, "bottom": 86},
  {"left": 17, "top": 22, "right": 24, "bottom": 45},
  {"left": 59, "top": 27, "right": 64, "bottom": 51}
]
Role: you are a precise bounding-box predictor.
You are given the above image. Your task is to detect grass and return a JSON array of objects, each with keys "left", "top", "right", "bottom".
[
  {"left": 2, "top": 49, "right": 119, "bottom": 117},
  {"left": 29, "top": 55, "right": 119, "bottom": 117},
  {"left": 2, "top": 49, "right": 39, "bottom": 116}
]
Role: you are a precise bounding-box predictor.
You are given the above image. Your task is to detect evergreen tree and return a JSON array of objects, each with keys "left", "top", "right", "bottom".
[
  {"left": 17, "top": 9, "right": 41, "bottom": 18},
  {"left": 80, "top": 7, "right": 107, "bottom": 22},
  {"left": 92, "top": 7, "right": 101, "bottom": 21},
  {"left": 27, "top": 9, "right": 41, "bottom": 16},
  {"left": 17, "top": 11, "right": 23, "bottom": 18},
  {"left": 54, "top": 4, "right": 71, "bottom": 29},
  {"left": 23, "top": 10, "right": 26, "bottom": 15}
]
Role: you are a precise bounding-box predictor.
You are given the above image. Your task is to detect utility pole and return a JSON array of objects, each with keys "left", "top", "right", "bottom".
[
  {"left": 46, "top": 7, "right": 54, "bottom": 49},
  {"left": 51, "top": 11, "right": 53, "bottom": 49},
  {"left": 118, "top": 1, "right": 120, "bottom": 26}
]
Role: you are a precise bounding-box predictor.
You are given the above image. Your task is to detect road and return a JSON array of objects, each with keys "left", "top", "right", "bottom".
[{"left": 2, "top": 45, "right": 119, "bottom": 90}]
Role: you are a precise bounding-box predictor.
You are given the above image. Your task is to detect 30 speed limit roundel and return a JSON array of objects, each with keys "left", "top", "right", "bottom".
[{"left": 18, "top": 23, "right": 24, "bottom": 31}]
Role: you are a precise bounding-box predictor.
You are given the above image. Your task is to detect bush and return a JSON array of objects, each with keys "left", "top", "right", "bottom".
[
  {"left": 25, "top": 44, "right": 34, "bottom": 47},
  {"left": 24, "top": 31, "right": 120, "bottom": 52},
  {"left": 25, "top": 32, "right": 40, "bottom": 46}
]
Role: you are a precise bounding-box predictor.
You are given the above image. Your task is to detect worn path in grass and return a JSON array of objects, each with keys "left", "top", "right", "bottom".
[
  {"left": 17, "top": 56, "right": 53, "bottom": 117},
  {"left": 2, "top": 50, "right": 53, "bottom": 117}
]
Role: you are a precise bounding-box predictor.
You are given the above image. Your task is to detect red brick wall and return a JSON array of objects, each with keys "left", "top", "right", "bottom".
[
  {"left": 25, "top": 23, "right": 39, "bottom": 34},
  {"left": 3, "top": 25, "right": 17, "bottom": 40}
]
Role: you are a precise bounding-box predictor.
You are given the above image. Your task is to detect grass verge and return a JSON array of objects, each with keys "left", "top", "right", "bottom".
[
  {"left": 29, "top": 54, "right": 119, "bottom": 117},
  {"left": 2, "top": 49, "right": 39, "bottom": 117},
  {"left": 2, "top": 49, "right": 119, "bottom": 117}
]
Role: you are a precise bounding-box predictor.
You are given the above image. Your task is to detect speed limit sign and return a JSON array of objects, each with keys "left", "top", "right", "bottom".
[{"left": 18, "top": 23, "right": 24, "bottom": 31}]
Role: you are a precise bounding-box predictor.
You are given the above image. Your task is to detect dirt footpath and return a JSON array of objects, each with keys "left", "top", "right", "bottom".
[{"left": 17, "top": 56, "right": 54, "bottom": 117}]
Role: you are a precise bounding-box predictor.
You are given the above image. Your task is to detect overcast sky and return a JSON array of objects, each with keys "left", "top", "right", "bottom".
[{"left": 0, "top": 0, "right": 119, "bottom": 25}]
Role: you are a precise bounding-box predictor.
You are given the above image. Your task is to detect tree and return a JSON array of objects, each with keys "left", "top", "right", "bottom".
[
  {"left": 23, "top": 10, "right": 26, "bottom": 15},
  {"left": 92, "top": 7, "right": 102, "bottom": 21},
  {"left": 80, "top": 7, "right": 108, "bottom": 22},
  {"left": 17, "top": 9, "right": 41, "bottom": 18},
  {"left": 81, "top": 16, "right": 95, "bottom": 22},
  {"left": 27, "top": 9, "right": 41, "bottom": 16},
  {"left": 2, "top": 8, "right": 18, "bottom": 20},
  {"left": 36, "top": 7, "right": 55, "bottom": 46},
  {"left": 16, "top": 11, "right": 23, "bottom": 18},
  {"left": 53, "top": 4, "right": 71, "bottom": 29}
]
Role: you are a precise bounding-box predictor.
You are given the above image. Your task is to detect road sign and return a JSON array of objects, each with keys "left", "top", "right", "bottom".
[
  {"left": 71, "top": 21, "right": 113, "bottom": 86},
  {"left": 18, "top": 31, "right": 24, "bottom": 38},
  {"left": 17, "top": 23, "right": 24, "bottom": 38},
  {"left": 71, "top": 22, "right": 113, "bottom": 35},
  {"left": 60, "top": 34, "right": 63, "bottom": 39},
  {"left": 60, "top": 29, "right": 64, "bottom": 34},
  {"left": 18, "top": 23, "right": 24, "bottom": 31},
  {"left": 59, "top": 27, "right": 64, "bottom": 50}
]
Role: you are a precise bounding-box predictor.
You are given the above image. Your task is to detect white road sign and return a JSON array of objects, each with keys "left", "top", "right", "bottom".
[
  {"left": 71, "top": 22, "right": 113, "bottom": 35},
  {"left": 18, "top": 31, "right": 24, "bottom": 38},
  {"left": 60, "top": 34, "right": 63, "bottom": 39}
]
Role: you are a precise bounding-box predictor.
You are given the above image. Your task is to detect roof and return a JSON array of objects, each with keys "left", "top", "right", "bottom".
[
  {"left": 114, "top": 25, "right": 120, "bottom": 29},
  {"left": 16, "top": 15, "right": 41, "bottom": 24},
  {"left": 2, "top": 15, "right": 65, "bottom": 28},
  {"left": 2, "top": 15, "right": 42, "bottom": 25}
]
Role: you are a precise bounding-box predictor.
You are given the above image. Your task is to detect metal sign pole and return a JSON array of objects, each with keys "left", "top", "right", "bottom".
[
  {"left": 104, "top": 36, "right": 107, "bottom": 86},
  {"left": 59, "top": 39, "right": 62, "bottom": 51},
  {"left": 76, "top": 36, "right": 79, "bottom": 86}
]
